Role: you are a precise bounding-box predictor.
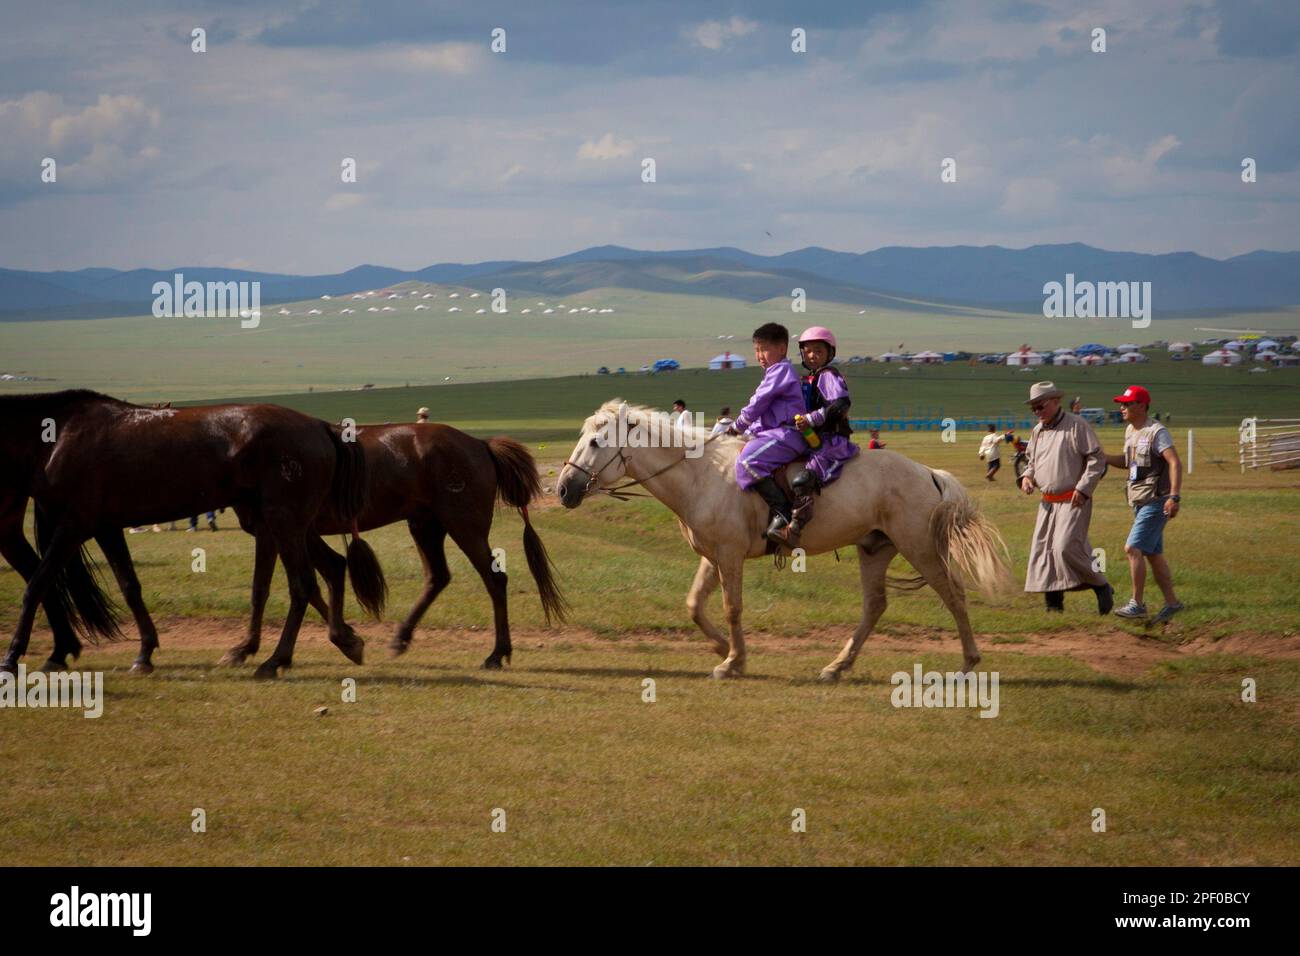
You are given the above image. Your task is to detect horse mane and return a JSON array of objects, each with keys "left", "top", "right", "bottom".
[
  {"left": 586, "top": 398, "right": 744, "bottom": 466},
  {"left": 0, "top": 388, "right": 129, "bottom": 411}
]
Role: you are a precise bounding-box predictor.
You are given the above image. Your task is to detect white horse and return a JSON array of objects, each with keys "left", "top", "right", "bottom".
[{"left": 557, "top": 400, "right": 1011, "bottom": 680}]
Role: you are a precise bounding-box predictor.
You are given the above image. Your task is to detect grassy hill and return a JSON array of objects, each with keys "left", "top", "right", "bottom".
[{"left": 3, "top": 276, "right": 1297, "bottom": 403}]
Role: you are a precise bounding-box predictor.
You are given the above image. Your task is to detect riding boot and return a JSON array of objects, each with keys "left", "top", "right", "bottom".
[
  {"left": 786, "top": 469, "right": 820, "bottom": 540},
  {"left": 1045, "top": 590, "right": 1065, "bottom": 613},
  {"left": 753, "top": 476, "right": 793, "bottom": 545}
]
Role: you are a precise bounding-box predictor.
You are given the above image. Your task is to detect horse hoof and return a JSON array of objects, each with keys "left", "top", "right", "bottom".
[
  {"left": 129, "top": 661, "right": 154, "bottom": 676},
  {"left": 219, "top": 649, "right": 248, "bottom": 667},
  {"left": 818, "top": 669, "right": 841, "bottom": 683},
  {"left": 334, "top": 636, "right": 364, "bottom": 666},
  {"left": 40, "top": 658, "right": 68, "bottom": 674},
  {"left": 0, "top": 661, "right": 17, "bottom": 677},
  {"left": 710, "top": 665, "right": 741, "bottom": 679},
  {"left": 253, "top": 662, "right": 280, "bottom": 681},
  {"left": 961, "top": 657, "right": 981, "bottom": 674},
  {"left": 481, "top": 657, "right": 503, "bottom": 671},
  {"left": 388, "top": 640, "right": 410, "bottom": 658}
]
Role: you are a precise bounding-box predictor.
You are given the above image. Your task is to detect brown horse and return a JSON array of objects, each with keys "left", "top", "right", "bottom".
[
  {"left": 0, "top": 390, "right": 377, "bottom": 679},
  {"left": 222, "top": 423, "right": 567, "bottom": 670}
]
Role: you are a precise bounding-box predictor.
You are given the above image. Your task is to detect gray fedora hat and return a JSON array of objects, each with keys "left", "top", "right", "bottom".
[{"left": 1025, "top": 381, "right": 1064, "bottom": 405}]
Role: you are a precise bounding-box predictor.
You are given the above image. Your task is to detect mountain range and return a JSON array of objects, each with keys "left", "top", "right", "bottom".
[{"left": 4, "top": 243, "right": 1299, "bottom": 321}]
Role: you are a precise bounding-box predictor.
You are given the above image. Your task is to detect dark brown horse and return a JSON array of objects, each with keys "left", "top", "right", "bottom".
[
  {"left": 0, "top": 390, "right": 378, "bottom": 679},
  {"left": 223, "top": 423, "right": 567, "bottom": 670}
]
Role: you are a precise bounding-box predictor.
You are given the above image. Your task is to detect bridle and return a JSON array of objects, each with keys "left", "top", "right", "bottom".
[{"left": 563, "top": 431, "right": 721, "bottom": 502}]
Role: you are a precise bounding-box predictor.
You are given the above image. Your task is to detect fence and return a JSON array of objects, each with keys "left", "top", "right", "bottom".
[
  {"left": 849, "top": 415, "right": 1037, "bottom": 432},
  {"left": 1239, "top": 418, "right": 1300, "bottom": 472}
]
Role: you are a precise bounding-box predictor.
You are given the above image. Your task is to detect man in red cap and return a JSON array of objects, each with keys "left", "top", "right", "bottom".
[{"left": 1104, "top": 385, "right": 1184, "bottom": 623}]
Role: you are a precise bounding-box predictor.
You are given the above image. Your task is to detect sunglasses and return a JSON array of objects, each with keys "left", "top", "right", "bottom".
[{"left": 1030, "top": 402, "right": 1051, "bottom": 412}]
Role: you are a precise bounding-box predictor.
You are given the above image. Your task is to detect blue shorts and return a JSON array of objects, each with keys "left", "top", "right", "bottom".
[{"left": 1126, "top": 497, "right": 1169, "bottom": 555}]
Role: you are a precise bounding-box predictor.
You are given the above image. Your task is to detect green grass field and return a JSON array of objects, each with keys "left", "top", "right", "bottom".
[{"left": 2, "top": 410, "right": 1297, "bottom": 865}]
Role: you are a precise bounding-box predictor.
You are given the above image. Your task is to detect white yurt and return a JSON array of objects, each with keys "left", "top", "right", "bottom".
[
  {"left": 1256, "top": 338, "right": 1279, "bottom": 350},
  {"left": 1080, "top": 353, "right": 1106, "bottom": 366},
  {"left": 1167, "top": 342, "right": 1192, "bottom": 353},
  {"left": 911, "top": 350, "right": 945, "bottom": 364},
  {"left": 1254, "top": 350, "right": 1280, "bottom": 362},
  {"left": 1112, "top": 351, "right": 1147, "bottom": 363},
  {"left": 1223, "top": 340, "right": 1245, "bottom": 351},
  {"left": 1053, "top": 352, "right": 1081, "bottom": 366},
  {"left": 1006, "top": 350, "right": 1044, "bottom": 367},
  {"left": 1202, "top": 349, "right": 1243, "bottom": 366},
  {"left": 878, "top": 351, "right": 903, "bottom": 363},
  {"left": 1117, "top": 343, "right": 1141, "bottom": 353},
  {"left": 708, "top": 351, "right": 746, "bottom": 370}
]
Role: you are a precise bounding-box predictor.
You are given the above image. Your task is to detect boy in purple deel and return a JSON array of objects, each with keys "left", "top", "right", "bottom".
[
  {"left": 726, "top": 323, "right": 806, "bottom": 543},
  {"left": 767, "top": 326, "right": 860, "bottom": 546}
]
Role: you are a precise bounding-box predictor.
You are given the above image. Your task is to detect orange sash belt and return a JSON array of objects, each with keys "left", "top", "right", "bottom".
[{"left": 1042, "top": 490, "right": 1074, "bottom": 503}]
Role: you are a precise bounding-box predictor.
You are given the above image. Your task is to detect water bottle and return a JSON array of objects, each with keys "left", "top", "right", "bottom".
[{"left": 796, "top": 414, "right": 821, "bottom": 449}]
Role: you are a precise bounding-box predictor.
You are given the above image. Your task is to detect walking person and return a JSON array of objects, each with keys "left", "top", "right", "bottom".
[
  {"left": 1019, "top": 381, "right": 1114, "bottom": 614},
  {"left": 1103, "top": 385, "right": 1184, "bottom": 623},
  {"left": 671, "top": 399, "right": 692, "bottom": 429},
  {"left": 978, "top": 423, "right": 1002, "bottom": 481},
  {"left": 710, "top": 406, "right": 735, "bottom": 437}
]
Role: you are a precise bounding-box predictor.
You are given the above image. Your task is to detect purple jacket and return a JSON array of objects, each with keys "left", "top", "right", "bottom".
[
  {"left": 734, "top": 359, "right": 804, "bottom": 434},
  {"left": 805, "top": 368, "right": 850, "bottom": 429}
]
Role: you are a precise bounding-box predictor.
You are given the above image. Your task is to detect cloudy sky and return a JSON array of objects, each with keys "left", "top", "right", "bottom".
[{"left": 2, "top": 0, "right": 1297, "bottom": 273}]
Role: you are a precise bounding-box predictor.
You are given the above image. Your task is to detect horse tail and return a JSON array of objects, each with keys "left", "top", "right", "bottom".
[
  {"left": 346, "top": 535, "right": 387, "bottom": 619},
  {"left": 34, "top": 504, "right": 122, "bottom": 644},
  {"left": 486, "top": 437, "right": 569, "bottom": 625},
  {"left": 928, "top": 468, "right": 1013, "bottom": 601},
  {"left": 326, "top": 423, "right": 367, "bottom": 524},
  {"left": 325, "top": 423, "right": 387, "bottom": 618}
]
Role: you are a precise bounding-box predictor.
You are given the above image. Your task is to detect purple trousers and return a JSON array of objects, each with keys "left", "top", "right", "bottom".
[
  {"left": 806, "top": 434, "right": 859, "bottom": 485},
  {"left": 735, "top": 428, "right": 806, "bottom": 489}
]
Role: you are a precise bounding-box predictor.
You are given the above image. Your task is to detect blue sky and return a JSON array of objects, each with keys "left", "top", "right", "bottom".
[{"left": 1, "top": 0, "right": 1297, "bottom": 272}]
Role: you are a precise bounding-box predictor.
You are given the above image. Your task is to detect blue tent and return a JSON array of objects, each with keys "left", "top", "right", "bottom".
[
  {"left": 1075, "top": 343, "right": 1109, "bottom": 355},
  {"left": 652, "top": 359, "right": 680, "bottom": 372}
]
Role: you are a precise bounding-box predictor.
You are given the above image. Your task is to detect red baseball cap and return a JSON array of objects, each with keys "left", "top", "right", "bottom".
[{"left": 1113, "top": 385, "right": 1151, "bottom": 405}]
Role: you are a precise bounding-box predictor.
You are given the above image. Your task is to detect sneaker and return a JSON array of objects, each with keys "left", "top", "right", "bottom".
[
  {"left": 1151, "top": 602, "right": 1185, "bottom": 625},
  {"left": 1113, "top": 599, "right": 1148, "bottom": 620}
]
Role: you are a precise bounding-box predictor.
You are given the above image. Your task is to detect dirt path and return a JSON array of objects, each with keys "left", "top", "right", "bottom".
[{"left": 31, "top": 616, "right": 1300, "bottom": 678}]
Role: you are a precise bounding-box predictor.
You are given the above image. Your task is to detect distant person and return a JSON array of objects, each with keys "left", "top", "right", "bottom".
[
  {"left": 1070, "top": 396, "right": 1082, "bottom": 415},
  {"left": 416, "top": 407, "right": 430, "bottom": 423},
  {"left": 978, "top": 423, "right": 1002, "bottom": 481},
  {"left": 1104, "top": 385, "right": 1184, "bottom": 623},
  {"left": 867, "top": 429, "right": 885, "bottom": 449},
  {"left": 1019, "top": 381, "right": 1113, "bottom": 615},
  {"left": 188, "top": 512, "right": 217, "bottom": 532},
  {"left": 710, "top": 406, "right": 735, "bottom": 437},
  {"left": 671, "top": 399, "right": 691, "bottom": 429}
]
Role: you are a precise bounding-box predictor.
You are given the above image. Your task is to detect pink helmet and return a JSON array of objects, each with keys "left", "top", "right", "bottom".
[{"left": 798, "top": 326, "right": 837, "bottom": 350}]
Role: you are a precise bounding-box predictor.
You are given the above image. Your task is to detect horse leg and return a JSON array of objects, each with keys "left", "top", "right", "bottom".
[
  {"left": 451, "top": 528, "right": 511, "bottom": 670},
  {"left": 221, "top": 530, "right": 276, "bottom": 666},
  {"left": 307, "top": 534, "right": 364, "bottom": 665},
  {"left": 391, "top": 519, "right": 451, "bottom": 656},
  {"left": 253, "top": 530, "right": 319, "bottom": 680},
  {"left": 819, "top": 544, "right": 896, "bottom": 682},
  {"left": 710, "top": 552, "right": 747, "bottom": 679},
  {"left": 0, "top": 525, "right": 82, "bottom": 671},
  {"left": 685, "top": 556, "right": 728, "bottom": 659},
  {"left": 95, "top": 527, "right": 161, "bottom": 675},
  {"left": 908, "top": 550, "right": 982, "bottom": 673},
  {"left": 1, "top": 523, "right": 82, "bottom": 674}
]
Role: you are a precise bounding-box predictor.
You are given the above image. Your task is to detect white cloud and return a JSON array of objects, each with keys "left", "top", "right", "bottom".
[
  {"left": 578, "top": 132, "right": 634, "bottom": 161},
  {"left": 685, "top": 16, "right": 757, "bottom": 51}
]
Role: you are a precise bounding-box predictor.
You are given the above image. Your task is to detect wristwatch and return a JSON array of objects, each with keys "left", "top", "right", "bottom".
[{"left": 1170, "top": 495, "right": 1181, "bottom": 502}]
